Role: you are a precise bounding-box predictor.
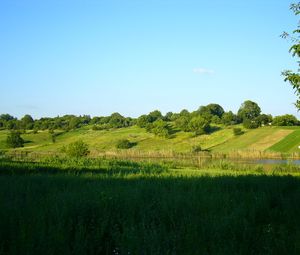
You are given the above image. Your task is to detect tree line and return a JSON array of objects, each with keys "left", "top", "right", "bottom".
[{"left": 1, "top": 100, "right": 299, "bottom": 137}]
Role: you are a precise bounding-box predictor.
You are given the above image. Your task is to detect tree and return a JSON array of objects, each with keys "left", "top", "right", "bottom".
[
  {"left": 175, "top": 116, "right": 191, "bottom": 132},
  {"left": 137, "top": 115, "right": 152, "bottom": 128},
  {"left": 188, "top": 116, "right": 211, "bottom": 136},
  {"left": 68, "top": 117, "right": 81, "bottom": 130},
  {"left": 272, "top": 114, "right": 299, "bottom": 126},
  {"left": 256, "top": 114, "right": 273, "bottom": 126},
  {"left": 109, "top": 113, "right": 125, "bottom": 128},
  {"left": 205, "top": 104, "right": 225, "bottom": 118},
  {"left": 179, "top": 109, "right": 190, "bottom": 117},
  {"left": 148, "top": 110, "right": 163, "bottom": 122},
  {"left": 237, "top": 100, "right": 261, "bottom": 121},
  {"left": 21, "top": 114, "right": 34, "bottom": 130},
  {"left": 164, "top": 112, "right": 174, "bottom": 121},
  {"left": 243, "top": 119, "right": 260, "bottom": 129},
  {"left": 222, "top": 111, "right": 238, "bottom": 126},
  {"left": 6, "top": 131, "right": 24, "bottom": 148},
  {"left": 282, "top": 3, "right": 300, "bottom": 109},
  {"left": 0, "top": 114, "right": 15, "bottom": 122},
  {"left": 149, "top": 119, "right": 172, "bottom": 138}
]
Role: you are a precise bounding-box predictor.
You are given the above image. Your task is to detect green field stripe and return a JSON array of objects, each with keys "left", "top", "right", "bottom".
[{"left": 268, "top": 129, "right": 300, "bottom": 153}]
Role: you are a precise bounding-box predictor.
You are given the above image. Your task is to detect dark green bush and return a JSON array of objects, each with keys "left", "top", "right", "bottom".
[
  {"left": 191, "top": 145, "right": 202, "bottom": 153},
  {"left": 6, "top": 131, "right": 24, "bottom": 148},
  {"left": 243, "top": 119, "right": 260, "bottom": 129},
  {"left": 116, "top": 139, "right": 136, "bottom": 149},
  {"left": 233, "top": 128, "right": 243, "bottom": 136}
]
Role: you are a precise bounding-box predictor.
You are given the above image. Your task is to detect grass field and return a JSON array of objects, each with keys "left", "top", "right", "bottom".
[
  {"left": 0, "top": 158, "right": 300, "bottom": 254},
  {"left": 268, "top": 129, "right": 300, "bottom": 153},
  {"left": 0, "top": 125, "right": 299, "bottom": 155}
]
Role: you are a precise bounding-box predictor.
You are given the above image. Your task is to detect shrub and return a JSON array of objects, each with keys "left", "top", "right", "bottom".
[
  {"left": 188, "top": 116, "right": 211, "bottom": 136},
  {"left": 233, "top": 128, "right": 243, "bottom": 136},
  {"left": 116, "top": 139, "right": 136, "bottom": 149},
  {"left": 65, "top": 140, "right": 90, "bottom": 158},
  {"left": 272, "top": 114, "right": 299, "bottom": 126},
  {"left": 191, "top": 145, "right": 202, "bottom": 153},
  {"left": 222, "top": 111, "right": 238, "bottom": 126},
  {"left": 6, "top": 131, "right": 24, "bottom": 148},
  {"left": 243, "top": 119, "right": 259, "bottom": 129},
  {"left": 175, "top": 116, "right": 191, "bottom": 132},
  {"left": 149, "top": 120, "right": 172, "bottom": 138}
]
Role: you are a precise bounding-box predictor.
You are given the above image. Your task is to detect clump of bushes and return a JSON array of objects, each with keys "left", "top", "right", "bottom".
[
  {"left": 233, "top": 128, "right": 243, "bottom": 136},
  {"left": 116, "top": 139, "right": 136, "bottom": 149},
  {"left": 191, "top": 145, "right": 202, "bottom": 153},
  {"left": 272, "top": 114, "right": 299, "bottom": 126},
  {"left": 62, "top": 140, "right": 90, "bottom": 158},
  {"left": 147, "top": 120, "right": 172, "bottom": 138},
  {"left": 243, "top": 119, "right": 260, "bottom": 129},
  {"left": 6, "top": 131, "right": 24, "bottom": 148}
]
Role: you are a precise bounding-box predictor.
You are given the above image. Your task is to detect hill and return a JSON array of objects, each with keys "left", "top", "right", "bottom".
[{"left": 1, "top": 125, "right": 300, "bottom": 155}]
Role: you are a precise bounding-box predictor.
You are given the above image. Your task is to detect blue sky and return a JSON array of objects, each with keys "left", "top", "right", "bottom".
[{"left": 0, "top": 0, "right": 299, "bottom": 118}]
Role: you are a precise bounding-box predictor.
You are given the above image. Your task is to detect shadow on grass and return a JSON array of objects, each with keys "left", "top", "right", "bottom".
[{"left": 0, "top": 169, "right": 300, "bottom": 255}]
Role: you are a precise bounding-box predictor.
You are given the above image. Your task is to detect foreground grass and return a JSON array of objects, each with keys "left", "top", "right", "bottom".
[{"left": 0, "top": 159, "right": 300, "bottom": 254}]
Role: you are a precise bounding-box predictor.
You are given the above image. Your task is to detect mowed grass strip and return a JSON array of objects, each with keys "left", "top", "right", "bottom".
[
  {"left": 248, "top": 129, "right": 294, "bottom": 151},
  {"left": 212, "top": 127, "right": 283, "bottom": 152},
  {"left": 268, "top": 129, "right": 300, "bottom": 153}
]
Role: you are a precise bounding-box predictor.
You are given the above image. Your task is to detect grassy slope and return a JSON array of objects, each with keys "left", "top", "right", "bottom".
[
  {"left": 0, "top": 125, "right": 299, "bottom": 153},
  {"left": 213, "top": 127, "right": 296, "bottom": 152},
  {"left": 268, "top": 129, "right": 300, "bottom": 153}
]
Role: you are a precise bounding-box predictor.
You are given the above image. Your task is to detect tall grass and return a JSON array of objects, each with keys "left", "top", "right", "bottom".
[{"left": 0, "top": 165, "right": 300, "bottom": 254}]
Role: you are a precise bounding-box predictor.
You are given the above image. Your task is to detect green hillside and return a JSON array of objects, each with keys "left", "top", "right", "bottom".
[
  {"left": 268, "top": 129, "right": 300, "bottom": 153},
  {"left": 1, "top": 125, "right": 300, "bottom": 155}
]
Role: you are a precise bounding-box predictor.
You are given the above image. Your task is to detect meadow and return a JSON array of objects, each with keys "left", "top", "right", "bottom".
[
  {"left": 1, "top": 125, "right": 300, "bottom": 158},
  {"left": 1, "top": 157, "right": 300, "bottom": 254}
]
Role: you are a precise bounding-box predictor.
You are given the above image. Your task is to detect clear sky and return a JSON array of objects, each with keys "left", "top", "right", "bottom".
[{"left": 0, "top": 0, "right": 299, "bottom": 119}]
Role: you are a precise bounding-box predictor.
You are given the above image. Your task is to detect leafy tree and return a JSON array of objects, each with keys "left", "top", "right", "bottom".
[
  {"left": 188, "top": 116, "right": 211, "bottom": 135},
  {"left": 6, "top": 131, "right": 24, "bottom": 148},
  {"left": 21, "top": 114, "right": 34, "bottom": 130},
  {"left": 109, "top": 113, "right": 125, "bottom": 128},
  {"left": 272, "top": 114, "right": 299, "bottom": 126},
  {"left": 222, "top": 111, "right": 238, "bottom": 126},
  {"left": 211, "top": 115, "right": 221, "bottom": 124},
  {"left": 243, "top": 119, "right": 260, "bottom": 129},
  {"left": 282, "top": 3, "right": 300, "bottom": 109},
  {"left": 204, "top": 104, "right": 225, "bottom": 117},
  {"left": 148, "top": 110, "right": 163, "bottom": 122},
  {"left": 137, "top": 115, "right": 152, "bottom": 128},
  {"left": 90, "top": 116, "right": 102, "bottom": 124},
  {"left": 0, "top": 114, "right": 15, "bottom": 122},
  {"left": 164, "top": 112, "right": 174, "bottom": 121},
  {"left": 65, "top": 140, "right": 90, "bottom": 158},
  {"left": 149, "top": 119, "right": 172, "bottom": 138},
  {"left": 256, "top": 114, "right": 273, "bottom": 126},
  {"left": 68, "top": 117, "right": 81, "bottom": 130},
  {"left": 179, "top": 109, "right": 190, "bottom": 117},
  {"left": 237, "top": 100, "right": 261, "bottom": 121},
  {"left": 175, "top": 116, "right": 191, "bottom": 132},
  {"left": 0, "top": 114, "right": 17, "bottom": 129}
]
